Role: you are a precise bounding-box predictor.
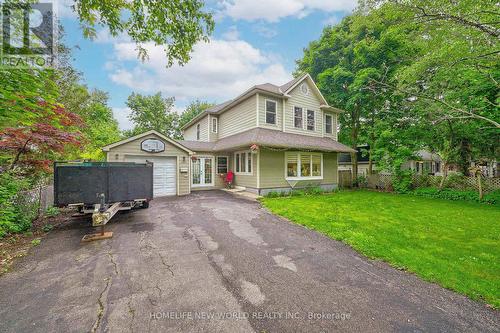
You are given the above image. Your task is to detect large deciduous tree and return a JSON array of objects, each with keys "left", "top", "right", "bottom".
[{"left": 125, "top": 92, "right": 181, "bottom": 139}]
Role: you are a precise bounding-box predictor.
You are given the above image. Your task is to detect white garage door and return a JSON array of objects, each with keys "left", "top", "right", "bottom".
[{"left": 125, "top": 156, "right": 177, "bottom": 197}]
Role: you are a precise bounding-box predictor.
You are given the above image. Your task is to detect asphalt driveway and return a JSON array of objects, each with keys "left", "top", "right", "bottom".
[{"left": 0, "top": 190, "right": 498, "bottom": 332}]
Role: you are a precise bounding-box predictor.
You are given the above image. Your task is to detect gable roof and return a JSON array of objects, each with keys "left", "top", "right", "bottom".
[
  {"left": 181, "top": 73, "right": 339, "bottom": 131},
  {"left": 102, "top": 130, "right": 193, "bottom": 154}
]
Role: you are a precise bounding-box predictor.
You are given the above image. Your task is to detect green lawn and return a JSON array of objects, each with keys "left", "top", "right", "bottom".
[{"left": 261, "top": 190, "right": 500, "bottom": 308}]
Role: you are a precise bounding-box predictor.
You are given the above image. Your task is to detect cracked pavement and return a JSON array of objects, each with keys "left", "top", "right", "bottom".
[{"left": 0, "top": 190, "right": 499, "bottom": 332}]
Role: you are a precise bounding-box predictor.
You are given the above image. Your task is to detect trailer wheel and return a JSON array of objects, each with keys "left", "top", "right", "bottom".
[{"left": 141, "top": 201, "right": 149, "bottom": 209}]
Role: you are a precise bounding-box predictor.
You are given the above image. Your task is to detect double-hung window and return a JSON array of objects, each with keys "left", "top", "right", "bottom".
[
  {"left": 212, "top": 118, "right": 218, "bottom": 133},
  {"left": 196, "top": 124, "right": 201, "bottom": 140},
  {"left": 294, "top": 107, "right": 303, "bottom": 128},
  {"left": 234, "top": 151, "right": 252, "bottom": 175},
  {"left": 325, "top": 114, "right": 332, "bottom": 134},
  {"left": 286, "top": 152, "right": 322, "bottom": 179},
  {"left": 307, "top": 110, "right": 315, "bottom": 131},
  {"left": 265, "top": 100, "right": 277, "bottom": 124}
]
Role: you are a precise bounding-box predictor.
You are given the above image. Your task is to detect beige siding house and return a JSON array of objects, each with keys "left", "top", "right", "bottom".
[{"left": 103, "top": 73, "right": 354, "bottom": 196}]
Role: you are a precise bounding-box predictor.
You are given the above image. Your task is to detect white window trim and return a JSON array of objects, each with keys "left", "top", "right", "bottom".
[
  {"left": 265, "top": 99, "right": 277, "bottom": 125},
  {"left": 212, "top": 117, "right": 218, "bottom": 133},
  {"left": 234, "top": 150, "right": 253, "bottom": 175},
  {"left": 284, "top": 152, "right": 323, "bottom": 180},
  {"left": 325, "top": 113, "right": 333, "bottom": 134},
  {"left": 191, "top": 156, "right": 215, "bottom": 187},
  {"left": 216, "top": 155, "right": 228, "bottom": 174},
  {"left": 306, "top": 109, "right": 315, "bottom": 131},
  {"left": 293, "top": 106, "right": 304, "bottom": 129}
]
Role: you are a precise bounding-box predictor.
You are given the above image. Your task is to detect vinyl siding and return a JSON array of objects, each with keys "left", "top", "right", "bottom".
[
  {"left": 231, "top": 151, "right": 258, "bottom": 188},
  {"left": 284, "top": 80, "right": 323, "bottom": 137},
  {"left": 218, "top": 96, "right": 257, "bottom": 138},
  {"left": 105, "top": 133, "right": 190, "bottom": 195},
  {"left": 183, "top": 115, "right": 209, "bottom": 141},
  {"left": 207, "top": 115, "right": 219, "bottom": 142},
  {"left": 259, "top": 149, "right": 337, "bottom": 189},
  {"left": 258, "top": 94, "right": 283, "bottom": 130}
]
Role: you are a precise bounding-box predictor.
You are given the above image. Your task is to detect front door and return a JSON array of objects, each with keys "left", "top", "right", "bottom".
[{"left": 192, "top": 157, "right": 214, "bottom": 187}]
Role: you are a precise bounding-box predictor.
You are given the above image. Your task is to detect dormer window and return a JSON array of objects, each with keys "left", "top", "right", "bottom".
[
  {"left": 265, "top": 99, "right": 277, "bottom": 124},
  {"left": 196, "top": 123, "right": 200, "bottom": 140}
]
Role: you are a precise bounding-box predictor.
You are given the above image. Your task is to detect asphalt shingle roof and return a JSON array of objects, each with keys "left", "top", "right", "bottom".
[{"left": 178, "top": 128, "right": 355, "bottom": 153}]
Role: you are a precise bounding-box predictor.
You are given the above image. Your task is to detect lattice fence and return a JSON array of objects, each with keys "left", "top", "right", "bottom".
[{"left": 363, "top": 174, "right": 500, "bottom": 193}]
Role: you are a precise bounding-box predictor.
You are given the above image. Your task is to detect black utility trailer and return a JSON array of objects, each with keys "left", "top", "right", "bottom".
[{"left": 54, "top": 162, "right": 154, "bottom": 241}]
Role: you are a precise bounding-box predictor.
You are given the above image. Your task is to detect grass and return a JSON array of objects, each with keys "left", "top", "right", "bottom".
[{"left": 261, "top": 190, "right": 500, "bottom": 309}]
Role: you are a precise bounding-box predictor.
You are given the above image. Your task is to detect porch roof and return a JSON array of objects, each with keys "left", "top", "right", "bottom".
[{"left": 178, "top": 128, "right": 356, "bottom": 153}]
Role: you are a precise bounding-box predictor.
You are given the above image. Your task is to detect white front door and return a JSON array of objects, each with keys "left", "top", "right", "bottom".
[
  {"left": 192, "top": 157, "right": 214, "bottom": 187},
  {"left": 125, "top": 156, "right": 177, "bottom": 197}
]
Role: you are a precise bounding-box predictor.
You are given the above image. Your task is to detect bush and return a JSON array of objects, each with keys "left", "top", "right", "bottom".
[
  {"left": 304, "top": 186, "right": 324, "bottom": 195},
  {"left": 411, "top": 188, "right": 499, "bottom": 205},
  {"left": 353, "top": 176, "right": 368, "bottom": 188},
  {"left": 392, "top": 171, "right": 413, "bottom": 193},
  {"left": 45, "top": 206, "right": 60, "bottom": 217},
  {"left": 0, "top": 172, "right": 31, "bottom": 238},
  {"left": 265, "top": 191, "right": 282, "bottom": 198}
]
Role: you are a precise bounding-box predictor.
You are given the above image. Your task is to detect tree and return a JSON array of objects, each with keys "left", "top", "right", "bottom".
[
  {"left": 125, "top": 92, "right": 181, "bottom": 139},
  {"left": 179, "top": 100, "right": 215, "bottom": 129},
  {"left": 0, "top": 101, "right": 83, "bottom": 172},
  {"left": 297, "top": 9, "right": 418, "bottom": 179},
  {"left": 3, "top": 0, "right": 214, "bottom": 65}
]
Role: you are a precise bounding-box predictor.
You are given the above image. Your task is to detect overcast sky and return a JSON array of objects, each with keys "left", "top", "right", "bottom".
[{"left": 59, "top": 0, "right": 356, "bottom": 130}]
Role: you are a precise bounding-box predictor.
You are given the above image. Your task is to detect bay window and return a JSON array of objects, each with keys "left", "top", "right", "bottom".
[{"left": 286, "top": 152, "right": 322, "bottom": 179}]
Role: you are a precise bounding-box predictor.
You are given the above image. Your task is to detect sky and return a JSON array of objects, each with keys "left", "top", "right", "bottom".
[{"left": 58, "top": 0, "right": 356, "bottom": 130}]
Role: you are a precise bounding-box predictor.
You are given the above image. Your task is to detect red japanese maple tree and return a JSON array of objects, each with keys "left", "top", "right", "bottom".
[{"left": 0, "top": 101, "right": 84, "bottom": 172}]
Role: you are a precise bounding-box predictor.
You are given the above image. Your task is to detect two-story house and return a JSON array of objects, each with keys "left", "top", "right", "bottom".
[{"left": 102, "top": 73, "right": 355, "bottom": 196}]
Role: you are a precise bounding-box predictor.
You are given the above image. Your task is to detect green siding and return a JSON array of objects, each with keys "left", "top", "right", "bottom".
[
  {"left": 219, "top": 96, "right": 257, "bottom": 138},
  {"left": 284, "top": 80, "right": 323, "bottom": 137},
  {"left": 258, "top": 93, "right": 283, "bottom": 130},
  {"left": 231, "top": 151, "right": 258, "bottom": 188},
  {"left": 259, "top": 149, "right": 338, "bottom": 189},
  {"left": 183, "top": 115, "right": 209, "bottom": 141}
]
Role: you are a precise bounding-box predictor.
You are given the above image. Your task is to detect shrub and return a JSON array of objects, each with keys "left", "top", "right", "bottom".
[
  {"left": 42, "top": 224, "right": 54, "bottom": 232},
  {"left": 353, "top": 176, "right": 368, "bottom": 188},
  {"left": 411, "top": 188, "right": 499, "bottom": 205},
  {"left": 265, "top": 191, "right": 281, "bottom": 198},
  {"left": 291, "top": 190, "right": 305, "bottom": 197},
  {"left": 45, "top": 206, "right": 60, "bottom": 217},
  {"left": 0, "top": 172, "right": 31, "bottom": 238},
  {"left": 392, "top": 171, "right": 413, "bottom": 193},
  {"left": 304, "top": 186, "right": 324, "bottom": 195}
]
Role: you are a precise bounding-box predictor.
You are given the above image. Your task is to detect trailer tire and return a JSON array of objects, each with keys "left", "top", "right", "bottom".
[{"left": 141, "top": 201, "right": 149, "bottom": 209}]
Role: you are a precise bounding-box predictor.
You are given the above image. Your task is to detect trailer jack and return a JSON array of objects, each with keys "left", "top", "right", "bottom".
[{"left": 81, "top": 202, "right": 122, "bottom": 242}]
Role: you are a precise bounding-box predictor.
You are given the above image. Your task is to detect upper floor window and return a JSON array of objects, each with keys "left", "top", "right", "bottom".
[
  {"left": 235, "top": 151, "right": 252, "bottom": 175},
  {"left": 325, "top": 114, "right": 332, "bottom": 134},
  {"left": 307, "top": 110, "right": 315, "bottom": 131},
  {"left": 196, "top": 123, "right": 200, "bottom": 140},
  {"left": 212, "top": 117, "right": 218, "bottom": 133},
  {"left": 294, "top": 107, "right": 303, "bottom": 129},
  {"left": 265, "top": 100, "right": 277, "bottom": 124}
]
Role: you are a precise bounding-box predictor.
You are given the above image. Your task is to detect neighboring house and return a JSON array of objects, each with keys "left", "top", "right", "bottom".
[
  {"left": 338, "top": 147, "right": 443, "bottom": 176},
  {"left": 102, "top": 73, "right": 355, "bottom": 196}
]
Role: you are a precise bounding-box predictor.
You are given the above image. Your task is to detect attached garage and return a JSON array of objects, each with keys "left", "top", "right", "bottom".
[
  {"left": 102, "top": 130, "right": 192, "bottom": 197},
  {"left": 125, "top": 156, "right": 177, "bottom": 197}
]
